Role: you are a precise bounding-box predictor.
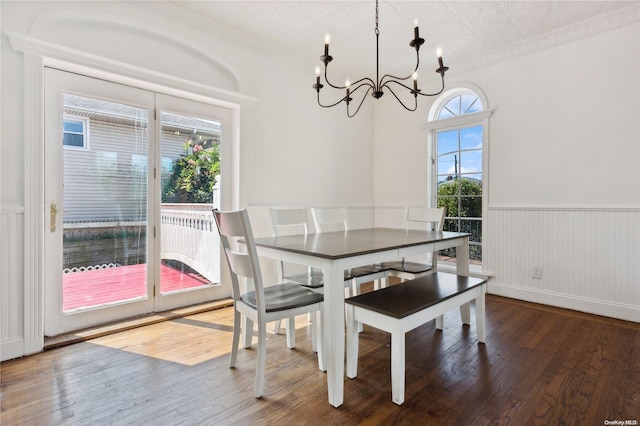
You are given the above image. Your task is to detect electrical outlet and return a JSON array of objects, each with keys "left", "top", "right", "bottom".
[{"left": 531, "top": 266, "right": 542, "bottom": 279}]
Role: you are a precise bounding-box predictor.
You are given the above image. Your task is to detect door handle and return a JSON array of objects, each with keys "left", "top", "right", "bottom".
[{"left": 50, "top": 202, "right": 58, "bottom": 232}]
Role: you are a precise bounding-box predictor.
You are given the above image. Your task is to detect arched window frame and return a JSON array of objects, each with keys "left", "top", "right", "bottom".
[{"left": 423, "top": 83, "right": 491, "bottom": 272}]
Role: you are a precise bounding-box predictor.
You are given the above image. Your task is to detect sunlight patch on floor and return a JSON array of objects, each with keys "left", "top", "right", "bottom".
[{"left": 90, "top": 310, "right": 316, "bottom": 366}]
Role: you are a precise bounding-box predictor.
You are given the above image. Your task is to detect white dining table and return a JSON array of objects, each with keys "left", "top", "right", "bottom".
[{"left": 253, "top": 227, "right": 471, "bottom": 408}]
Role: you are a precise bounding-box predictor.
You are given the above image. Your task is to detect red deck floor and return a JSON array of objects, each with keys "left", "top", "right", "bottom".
[{"left": 63, "top": 263, "right": 210, "bottom": 311}]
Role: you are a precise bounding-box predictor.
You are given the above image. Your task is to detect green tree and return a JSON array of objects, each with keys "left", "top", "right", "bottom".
[
  {"left": 437, "top": 178, "right": 482, "bottom": 218},
  {"left": 437, "top": 177, "right": 483, "bottom": 260},
  {"left": 162, "top": 142, "right": 220, "bottom": 203}
]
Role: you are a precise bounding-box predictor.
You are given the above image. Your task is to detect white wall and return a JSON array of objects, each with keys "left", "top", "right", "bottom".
[
  {"left": 2, "top": 1, "right": 638, "bottom": 361},
  {"left": 0, "top": 1, "right": 374, "bottom": 360},
  {"left": 373, "top": 21, "right": 640, "bottom": 322},
  {"left": 484, "top": 24, "right": 640, "bottom": 207}
]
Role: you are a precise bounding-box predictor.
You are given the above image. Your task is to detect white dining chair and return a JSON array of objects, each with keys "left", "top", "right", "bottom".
[
  {"left": 268, "top": 208, "right": 323, "bottom": 343},
  {"left": 384, "top": 206, "right": 446, "bottom": 282},
  {"left": 269, "top": 208, "right": 324, "bottom": 290},
  {"left": 213, "top": 209, "right": 325, "bottom": 398},
  {"left": 269, "top": 208, "right": 366, "bottom": 339},
  {"left": 310, "top": 207, "right": 388, "bottom": 295}
]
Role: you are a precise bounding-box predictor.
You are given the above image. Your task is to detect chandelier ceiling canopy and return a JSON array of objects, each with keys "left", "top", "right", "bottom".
[{"left": 312, "top": 0, "right": 449, "bottom": 118}]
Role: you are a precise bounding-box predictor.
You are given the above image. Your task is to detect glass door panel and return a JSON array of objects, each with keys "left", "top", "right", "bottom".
[
  {"left": 153, "top": 93, "right": 230, "bottom": 312},
  {"left": 61, "top": 93, "right": 149, "bottom": 312},
  {"left": 45, "top": 68, "right": 155, "bottom": 335},
  {"left": 44, "top": 70, "right": 232, "bottom": 335},
  {"left": 159, "top": 112, "right": 221, "bottom": 294}
]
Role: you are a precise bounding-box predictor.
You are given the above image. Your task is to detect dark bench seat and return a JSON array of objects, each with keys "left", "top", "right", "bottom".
[{"left": 345, "top": 272, "right": 487, "bottom": 405}]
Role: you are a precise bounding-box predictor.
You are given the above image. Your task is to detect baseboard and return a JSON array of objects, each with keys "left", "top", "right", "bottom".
[
  {"left": 1, "top": 337, "right": 25, "bottom": 362},
  {"left": 488, "top": 282, "right": 640, "bottom": 323}
]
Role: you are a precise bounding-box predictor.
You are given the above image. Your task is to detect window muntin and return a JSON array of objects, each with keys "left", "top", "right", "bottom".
[
  {"left": 63, "top": 116, "right": 89, "bottom": 149},
  {"left": 438, "top": 94, "right": 482, "bottom": 119}
]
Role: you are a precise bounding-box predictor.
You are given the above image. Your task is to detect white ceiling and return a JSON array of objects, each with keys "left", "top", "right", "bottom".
[{"left": 166, "top": 1, "right": 638, "bottom": 79}]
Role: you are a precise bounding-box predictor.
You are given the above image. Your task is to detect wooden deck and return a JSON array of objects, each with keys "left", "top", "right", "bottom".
[
  {"left": 2, "top": 294, "right": 638, "bottom": 424},
  {"left": 63, "top": 263, "right": 210, "bottom": 311}
]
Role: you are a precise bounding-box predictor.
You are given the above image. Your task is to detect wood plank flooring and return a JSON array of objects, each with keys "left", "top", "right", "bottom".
[{"left": 2, "top": 295, "right": 639, "bottom": 425}]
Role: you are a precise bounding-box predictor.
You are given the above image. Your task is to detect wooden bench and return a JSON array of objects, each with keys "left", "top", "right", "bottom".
[{"left": 345, "top": 272, "right": 487, "bottom": 405}]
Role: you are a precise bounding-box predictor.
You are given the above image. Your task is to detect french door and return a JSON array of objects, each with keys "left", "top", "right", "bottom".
[{"left": 44, "top": 68, "right": 230, "bottom": 335}]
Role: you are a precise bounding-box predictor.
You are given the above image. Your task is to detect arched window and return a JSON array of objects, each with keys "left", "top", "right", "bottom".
[
  {"left": 427, "top": 85, "right": 490, "bottom": 267},
  {"left": 437, "top": 93, "right": 483, "bottom": 119}
]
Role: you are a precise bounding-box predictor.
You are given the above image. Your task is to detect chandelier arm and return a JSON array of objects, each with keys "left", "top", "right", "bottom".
[
  {"left": 385, "top": 85, "right": 418, "bottom": 112},
  {"left": 316, "top": 92, "right": 351, "bottom": 108},
  {"left": 415, "top": 75, "right": 447, "bottom": 97},
  {"left": 323, "top": 67, "right": 375, "bottom": 90},
  {"left": 379, "top": 51, "right": 421, "bottom": 86},
  {"left": 347, "top": 86, "right": 373, "bottom": 118},
  {"left": 316, "top": 82, "right": 373, "bottom": 108},
  {"left": 380, "top": 79, "right": 414, "bottom": 93},
  {"left": 349, "top": 82, "right": 374, "bottom": 95},
  {"left": 323, "top": 66, "right": 346, "bottom": 90}
]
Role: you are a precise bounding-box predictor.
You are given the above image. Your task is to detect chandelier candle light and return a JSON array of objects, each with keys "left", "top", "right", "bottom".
[{"left": 312, "top": 0, "right": 449, "bottom": 117}]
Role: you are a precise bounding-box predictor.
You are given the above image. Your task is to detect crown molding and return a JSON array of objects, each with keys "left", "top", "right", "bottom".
[{"left": 453, "top": 3, "right": 640, "bottom": 74}]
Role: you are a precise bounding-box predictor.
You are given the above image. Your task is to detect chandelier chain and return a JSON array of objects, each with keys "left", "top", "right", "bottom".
[{"left": 375, "top": 0, "right": 379, "bottom": 35}]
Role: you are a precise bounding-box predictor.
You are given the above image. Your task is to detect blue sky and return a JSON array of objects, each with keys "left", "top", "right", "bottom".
[{"left": 437, "top": 125, "right": 482, "bottom": 183}]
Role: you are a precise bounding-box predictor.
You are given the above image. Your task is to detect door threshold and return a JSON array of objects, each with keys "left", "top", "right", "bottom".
[{"left": 44, "top": 299, "right": 233, "bottom": 350}]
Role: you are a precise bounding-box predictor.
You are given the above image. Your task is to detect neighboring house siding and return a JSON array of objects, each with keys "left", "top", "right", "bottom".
[{"left": 63, "top": 118, "right": 186, "bottom": 224}]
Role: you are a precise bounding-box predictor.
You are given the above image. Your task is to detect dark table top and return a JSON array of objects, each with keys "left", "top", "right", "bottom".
[{"left": 253, "top": 227, "right": 470, "bottom": 260}]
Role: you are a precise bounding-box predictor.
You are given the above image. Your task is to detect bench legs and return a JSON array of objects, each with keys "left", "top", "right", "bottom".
[
  {"left": 390, "top": 327, "right": 405, "bottom": 405},
  {"left": 346, "top": 287, "right": 486, "bottom": 405},
  {"left": 435, "top": 303, "right": 471, "bottom": 331},
  {"left": 460, "top": 302, "right": 472, "bottom": 325},
  {"left": 345, "top": 304, "right": 358, "bottom": 379},
  {"left": 435, "top": 315, "right": 444, "bottom": 330},
  {"left": 476, "top": 292, "right": 486, "bottom": 342},
  {"left": 347, "top": 306, "right": 409, "bottom": 406},
  {"left": 436, "top": 304, "right": 472, "bottom": 331}
]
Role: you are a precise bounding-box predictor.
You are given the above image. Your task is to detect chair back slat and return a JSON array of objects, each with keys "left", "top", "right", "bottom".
[
  {"left": 269, "top": 208, "right": 309, "bottom": 236},
  {"left": 224, "top": 249, "right": 254, "bottom": 280},
  {"left": 269, "top": 208, "right": 316, "bottom": 279},
  {"left": 406, "top": 207, "right": 446, "bottom": 232},
  {"left": 215, "top": 209, "right": 247, "bottom": 238},
  {"left": 310, "top": 207, "right": 349, "bottom": 233}
]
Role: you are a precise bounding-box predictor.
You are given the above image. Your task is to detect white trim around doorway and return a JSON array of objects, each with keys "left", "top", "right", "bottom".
[{"left": 8, "top": 32, "right": 253, "bottom": 356}]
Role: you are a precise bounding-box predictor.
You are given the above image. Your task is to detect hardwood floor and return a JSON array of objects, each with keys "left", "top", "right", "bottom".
[{"left": 2, "top": 295, "right": 638, "bottom": 425}]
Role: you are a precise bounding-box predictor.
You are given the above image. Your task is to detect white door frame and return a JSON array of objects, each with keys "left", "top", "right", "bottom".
[
  {"left": 10, "top": 33, "right": 256, "bottom": 355},
  {"left": 153, "top": 93, "right": 232, "bottom": 312},
  {"left": 44, "top": 68, "right": 158, "bottom": 335}
]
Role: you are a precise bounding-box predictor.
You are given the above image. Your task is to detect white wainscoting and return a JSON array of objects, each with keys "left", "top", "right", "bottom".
[
  {"left": 1, "top": 205, "right": 25, "bottom": 361},
  {"left": 486, "top": 206, "right": 640, "bottom": 323},
  {"left": 375, "top": 205, "right": 640, "bottom": 322}
]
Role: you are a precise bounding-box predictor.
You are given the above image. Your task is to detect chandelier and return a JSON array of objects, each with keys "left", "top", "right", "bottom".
[{"left": 312, "top": 0, "right": 449, "bottom": 118}]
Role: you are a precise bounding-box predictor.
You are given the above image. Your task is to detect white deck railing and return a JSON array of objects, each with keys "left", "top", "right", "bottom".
[{"left": 161, "top": 204, "right": 220, "bottom": 284}]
